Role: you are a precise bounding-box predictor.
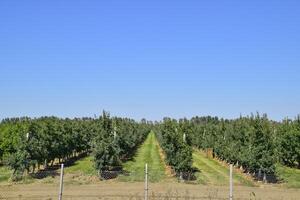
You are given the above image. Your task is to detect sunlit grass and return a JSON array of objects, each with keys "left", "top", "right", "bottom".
[
  {"left": 120, "top": 131, "right": 166, "bottom": 182},
  {"left": 193, "top": 150, "right": 255, "bottom": 186},
  {"left": 0, "top": 166, "right": 11, "bottom": 182},
  {"left": 276, "top": 164, "right": 300, "bottom": 188},
  {"left": 64, "top": 156, "right": 97, "bottom": 176}
]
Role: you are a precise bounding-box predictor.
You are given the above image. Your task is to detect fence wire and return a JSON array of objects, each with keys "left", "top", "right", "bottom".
[{"left": 0, "top": 166, "right": 298, "bottom": 200}]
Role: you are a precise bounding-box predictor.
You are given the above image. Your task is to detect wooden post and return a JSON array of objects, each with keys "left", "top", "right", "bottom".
[
  {"left": 263, "top": 172, "right": 267, "bottom": 183},
  {"left": 229, "top": 164, "right": 233, "bottom": 200},
  {"left": 180, "top": 171, "right": 183, "bottom": 182},
  {"left": 58, "top": 164, "right": 64, "bottom": 200},
  {"left": 144, "top": 163, "right": 148, "bottom": 200}
]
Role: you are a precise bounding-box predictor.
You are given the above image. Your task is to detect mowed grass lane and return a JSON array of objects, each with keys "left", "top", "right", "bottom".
[
  {"left": 119, "top": 131, "right": 166, "bottom": 182},
  {"left": 193, "top": 150, "right": 255, "bottom": 186},
  {"left": 0, "top": 166, "right": 11, "bottom": 183},
  {"left": 276, "top": 164, "right": 300, "bottom": 188},
  {"left": 64, "top": 156, "right": 96, "bottom": 176}
]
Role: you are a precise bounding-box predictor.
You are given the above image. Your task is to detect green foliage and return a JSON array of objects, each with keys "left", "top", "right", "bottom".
[
  {"left": 92, "top": 111, "right": 150, "bottom": 173},
  {"left": 277, "top": 116, "right": 300, "bottom": 168},
  {"left": 0, "top": 111, "right": 299, "bottom": 183},
  {"left": 0, "top": 117, "right": 95, "bottom": 180},
  {"left": 0, "top": 112, "right": 150, "bottom": 181},
  {"left": 93, "top": 140, "right": 120, "bottom": 171},
  {"left": 7, "top": 148, "right": 30, "bottom": 181},
  {"left": 190, "top": 114, "right": 276, "bottom": 173},
  {"left": 156, "top": 118, "right": 193, "bottom": 173}
]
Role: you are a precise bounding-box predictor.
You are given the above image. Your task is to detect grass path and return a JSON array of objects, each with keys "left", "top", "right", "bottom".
[
  {"left": 276, "top": 164, "right": 300, "bottom": 188},
  {"left": 119, "top": 131, "right": 166, "bottom": 182},
  {"left": 0, "top": 166, "right": 11, "bottom": 183},
  {"left": 193, "top": 150, "right": 255, "bottom": 186},
  {"left": 64, "top": 156, "right": 97, "bottom": 176}
]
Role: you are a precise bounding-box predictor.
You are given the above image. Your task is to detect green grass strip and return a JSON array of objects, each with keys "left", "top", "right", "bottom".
[
  {"left": 276, "top": 164, "right": 300, "bottom": 188},
  {"left": 120, "top": 131, "right": 166, "bottom": 182},
  {"left": 193, "top": 150, "right": 254, "bottom": 186}
]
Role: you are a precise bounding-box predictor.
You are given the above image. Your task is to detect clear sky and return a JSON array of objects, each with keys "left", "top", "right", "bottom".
[{"left": 0, "top": 0, "right": 299, "bottom": 121}]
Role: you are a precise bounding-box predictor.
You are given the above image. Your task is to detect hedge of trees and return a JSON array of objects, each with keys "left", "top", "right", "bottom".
[
  {"left": 153, "top": 113, "right": 299, "bottom": 179},
  {"left": 190, "top": 114, "right": 300, "bottom": 175},
  {"left": 0, "top": 112, "right": 150, "bottom": 180},
  {"left": 92, "top": 111, "right": 150, "bottom": 174},
  {"left": 0, "top": 117, "right": 96, "bottom": 180},
  {"left": 155, "top": 118, "right": 193, "bottom": 174},
  {"left": 1, "top": 112, "right": 299, "bottom": 181},
  {"left": 277, "top": 117, "right": 300, "bottom": 168}
]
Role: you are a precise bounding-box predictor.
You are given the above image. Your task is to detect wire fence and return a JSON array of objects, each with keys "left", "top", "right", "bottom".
[{"left": 0, "top": 164, "right": 298, "bottom": 200}]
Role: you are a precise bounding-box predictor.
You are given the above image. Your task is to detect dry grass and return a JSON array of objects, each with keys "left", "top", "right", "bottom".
[{"left": 0, "top": 181, "right": 300, "bottom": 200}]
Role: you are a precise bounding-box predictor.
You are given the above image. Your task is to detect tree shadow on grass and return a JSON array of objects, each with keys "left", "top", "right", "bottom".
[
  {"left": 30, "top": 153, "right": 89, "bottom": 179},
  {"left": 30, "top": 169, "right": 59, "bottom": 179},
  {"left": 179, "top": 167, "right": 199, "bottom": 181},
  {"left": 99, "top": 166, "right": 130, "bottom": 180},
  {"left": 252, "top": 172, "right": 280, "bottom": 184},
  {"left": 120, "top": 142, "right": 144, "bottom": 162}
]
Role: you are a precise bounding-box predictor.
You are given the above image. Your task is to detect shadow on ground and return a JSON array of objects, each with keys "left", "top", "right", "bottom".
[{"left": 30, "top": 153, "right": 89, "bottom": 179}]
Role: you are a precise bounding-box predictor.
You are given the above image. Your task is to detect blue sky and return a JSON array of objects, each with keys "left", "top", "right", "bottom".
[{"left": 0, "top": 0, "right": 299, "bottom": 121}]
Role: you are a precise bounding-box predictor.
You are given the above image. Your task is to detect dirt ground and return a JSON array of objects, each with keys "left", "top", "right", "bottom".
[{"left": 0, "top": 180, "right": 299, "bottom": 200}]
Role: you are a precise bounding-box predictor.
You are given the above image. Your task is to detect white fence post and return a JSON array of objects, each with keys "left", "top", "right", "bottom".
[
  {"left": 58, "top": 164, "right": 64, "bottom": 200},
  {"left": 144, "top": 163, "right": 148, "bottom": 200},
  {"left": 229, "top": 164, "right": 233, "bottom": 200}
]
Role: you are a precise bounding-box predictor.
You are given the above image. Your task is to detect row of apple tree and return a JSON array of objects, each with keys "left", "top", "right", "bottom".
[
  {"left": 189, "top": 114, "right": 300, "bottom": 174},
  {"left": 93, "top": 111, "right": 150, "bottom": 174},
  {"left": 0, "top": 112, "right": 150, "bottom": 180},
  {"left": 154, "top": 118, "right": 194, "bottom": 175},
  {"left": 154, "top": 113, "right": 299, "bottom": 178}
]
